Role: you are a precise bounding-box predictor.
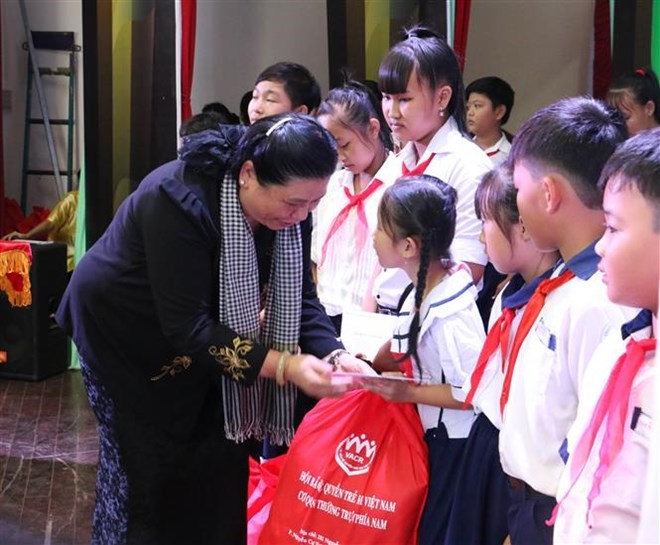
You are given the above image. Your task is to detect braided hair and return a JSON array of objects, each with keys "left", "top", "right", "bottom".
[{"left": 378, "top": 174, "right": 457, "bottom": 377}]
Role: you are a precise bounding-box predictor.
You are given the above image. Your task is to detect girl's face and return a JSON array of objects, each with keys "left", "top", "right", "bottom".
[
  {"left": 318, "top": 115, "right": 381, "bottom": 176},
  {"left": 238, "top": 161, "right": 328, "bottom": 230},
  {"left": 381, "top": 70, "right": 446, "bottom": 148},
  {"left": 248, "top": 80, "right": 296, "bottom": 124},
  {"left": 614, "top": 91, "right": 658, "bottom": 137},
  {"left": 372, "top": 218, "right": 406, "bottom": 269},
  {"left": 481, "top": 217, "right": 516, "bottom": 275}
]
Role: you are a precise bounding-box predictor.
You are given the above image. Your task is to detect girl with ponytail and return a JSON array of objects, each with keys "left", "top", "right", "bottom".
[
  {"left": 607, "top": 67, "right": 660, "bottom": 137},
  {"left": 369, "top": 174, "right": 485, "bottom": 545},
  {"left": 313, "top": 77, "right": 394, "bottom": 334}
]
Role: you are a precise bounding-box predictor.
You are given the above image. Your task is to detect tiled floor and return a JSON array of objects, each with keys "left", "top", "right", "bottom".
[{"left": 0, "top": 370, "right": 97, "bottom": 545}]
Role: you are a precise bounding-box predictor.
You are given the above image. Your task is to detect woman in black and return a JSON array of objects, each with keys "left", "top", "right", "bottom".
[{"left": 56, "top": 114, "right": 358, "bottom": 544}]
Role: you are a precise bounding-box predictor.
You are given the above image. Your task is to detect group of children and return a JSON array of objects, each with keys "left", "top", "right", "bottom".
[
  {"left": 311, "top": 27, "right": 658, "bottom": 545},
  {"left": 192, "top": 27, "right": 659, "bottom": 544}
]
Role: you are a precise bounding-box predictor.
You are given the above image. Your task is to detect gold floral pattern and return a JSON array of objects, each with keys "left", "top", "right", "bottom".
[
  {"left": 150, "top": 355, "right": 192, "bottom": 381},
  {"left": 209, "top": 337, "right": 253, "bottom": 380}
]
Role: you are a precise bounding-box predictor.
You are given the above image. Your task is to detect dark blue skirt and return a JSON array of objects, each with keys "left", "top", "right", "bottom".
[
  {"left": 418, "top": 423, "right": 467, "bottom": 545},
  {"left": 445, "top": 412, "right": 510, "bottom": 545}
]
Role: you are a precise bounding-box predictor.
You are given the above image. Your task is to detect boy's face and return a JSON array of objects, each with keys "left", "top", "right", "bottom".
[
  {"left": 466, "top": 92, "right": 504, "bottom": 137},
  {"left": 512, "top": 161, "right": 554, "bottom": 251},
  {"left": 596, "top": 176, "right": 660, "bottom": 311},
  {"left": 248, "top": 80, "right": 295, "bottom": 124}
]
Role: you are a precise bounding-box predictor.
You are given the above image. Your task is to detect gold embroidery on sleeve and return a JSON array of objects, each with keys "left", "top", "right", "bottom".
[
  {"left": 209, "top": 337, "right": 253, "bottom": 380},
  {"left": 150, "top": 355, "right": 192, "bottom": 381}
]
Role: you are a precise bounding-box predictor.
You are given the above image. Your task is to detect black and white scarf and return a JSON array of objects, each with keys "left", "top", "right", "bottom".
[{"left": 217, "top": 172, "right": 302, "bottom": 445}]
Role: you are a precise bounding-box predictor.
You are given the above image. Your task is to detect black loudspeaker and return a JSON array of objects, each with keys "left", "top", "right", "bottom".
[{"left": 0, "top": 241, "right": 69, "bottom": 381}]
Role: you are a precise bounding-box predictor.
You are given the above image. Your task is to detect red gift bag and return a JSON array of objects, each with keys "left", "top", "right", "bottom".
[
  {"left": 259, "top": 389, "right": 428, "bottom": 545},
  {"left": 248, "top": 455, "right": 287, "bottom": 545}
]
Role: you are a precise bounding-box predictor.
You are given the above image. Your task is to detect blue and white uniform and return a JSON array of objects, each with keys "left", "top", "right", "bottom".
[
  {"left": 392, "top": 267, "right": 484, "bottom": 545},
  {"left": 498, "top": 243, "right": 638, "bottom": 544}
]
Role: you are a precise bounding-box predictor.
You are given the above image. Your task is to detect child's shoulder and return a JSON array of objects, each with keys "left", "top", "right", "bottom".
[
  {"left": 324, "top": 168, "right": 352, "bottom": 190},
  {"left": 545, "top": 271, "right": 638, "bottom": 329},
  {"left": 431, "top": 128, "right": 492, "bottom": 173},
  {"left": 423, "top": 267, "right": 480, "bottom": 320}
]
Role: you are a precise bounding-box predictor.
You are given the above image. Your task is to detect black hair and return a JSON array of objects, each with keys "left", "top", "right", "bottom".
[
  {"left": 598, "top": 126, "right": 660, "bottom": 232},
  {"left": 475, "top": 163, "right": 519, "bottom": 242},
  {"left": 179, "top": 111, "right": 223, "bottom": 137},
  {"left": 378, "top": 174, "right": 457, "bottom": 377},
  {"left": 316, "top": 77, "right": 393, "bottom": 152},
  {"left": 201, "top": 102, "right": 240, "bottom": 124},
  {"left": 607, "top": 67, "right": 660, "bottom": 125},
  {"left": 239, "top": 91, "right": 252, "bottom": 125},
  {"left": 509, "top": 96, "right": 627, "bottom": 209},
  {"left": 361, "top": 79, "right": 382, "bottom": 102},
  {"left": 231, "top": 113, "right": 337, "bottom": 186},
  {"left": 466, "top": 76, "right": 515, "bottom": 125},
  {"left": 378, "top": 25, "right": 468, "bottom": 135},
  {"left": 254, "top": 62, "right": 322, "bottom": 113}
]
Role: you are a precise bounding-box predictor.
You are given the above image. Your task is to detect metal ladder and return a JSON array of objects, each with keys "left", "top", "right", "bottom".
[{"left": 19, "top": 1, "right": 80, "bottom": 213}]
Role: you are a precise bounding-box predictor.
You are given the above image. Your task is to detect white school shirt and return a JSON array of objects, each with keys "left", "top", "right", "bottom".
[
  {"left": 553, "top": 311, "right": 655, "bottom": 545},
  {"left": 498, "top": 244, "right": 638, "bottom": 497},
  {"left": 462, "top": 273, "right": 550, "bottom": 430},
  {"left": 373, "top": 117, "right": 492, "bottom": 313},
  {"left": 311, "top": 158, "right": 395, "bottom": 316},
  {"left": 480, "top": 132, "right": 511, "bottom": 167},
  {"left": 391, "top": 268, "right": 484, "bottom": 437}
]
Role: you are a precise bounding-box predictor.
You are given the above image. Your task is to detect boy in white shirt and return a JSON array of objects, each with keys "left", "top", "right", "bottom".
[
  {"left": 552, "top": 127, "right": 659, "bottom": 544},
  {"left": 500, "top": 97, "right": 632, "bottom": 545},
  {"left": 466, "top": 76, "right": 515, "bottom": 167}
]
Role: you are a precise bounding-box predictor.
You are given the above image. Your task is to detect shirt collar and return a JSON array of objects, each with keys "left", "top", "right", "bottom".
[
  {"left": 501, "top": 265, "right": 557, "bottom": 309},
  {"left": 338, "top": 160, "right": 392, "bottom": 194},
  {"left": 559, "top": 241, "right": 600, "bottom": 280},
  {"left": 337, "top": 168, "right": 354, "bottom": 190},
  {"left": 479, "top": 132, "right": 509, "bottom": 156},
  {"left": 621, "top": 309, "right": 653, "bottom": 340},
  {"left": 400, "top": 116, "right": 466, "bottom": 167}
]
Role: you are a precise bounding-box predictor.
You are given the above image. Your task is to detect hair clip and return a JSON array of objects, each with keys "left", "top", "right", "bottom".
[
  {"left": 266, "top": 116, "right": 293, "bottom": 136},
  {"left": 636, "top": 69, "right": 646, "bottom": 76}
]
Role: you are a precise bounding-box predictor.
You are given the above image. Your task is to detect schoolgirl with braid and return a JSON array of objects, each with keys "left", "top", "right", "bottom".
[{"left": 367, "top": 174, "right": 485, "bottom": 545}]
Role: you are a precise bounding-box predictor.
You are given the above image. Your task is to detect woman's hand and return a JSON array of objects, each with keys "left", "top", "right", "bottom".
[{"left": 285, "top": 353, "right": 351, "bottom": 399}]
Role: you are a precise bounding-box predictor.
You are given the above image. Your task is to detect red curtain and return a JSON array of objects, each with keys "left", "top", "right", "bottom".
[
  {"left": 592, "top": 0, "right": 611, "bottom": 99},
  {"left": 454, "top": 0, "right": 472, "bottom": 71},
  {"left": 180, "top": 0, "right": 196, "bottom": 121}
]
